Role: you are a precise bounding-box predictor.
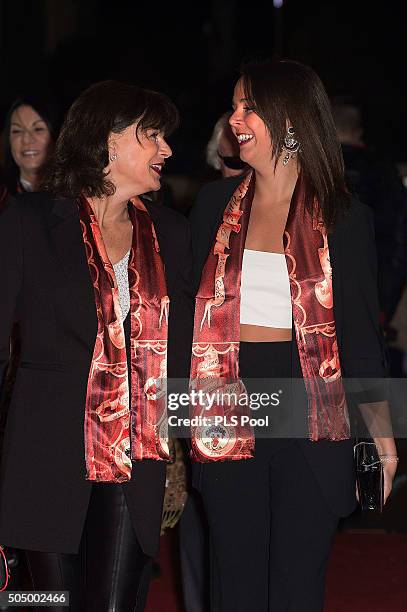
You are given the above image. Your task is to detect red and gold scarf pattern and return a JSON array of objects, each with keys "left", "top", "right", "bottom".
[
  {"left": 190, "top": 173, "right": 255, "bottom": 462},
  {"left": 284, "top": 178, "right": 349, "bottom": 441},
  {"left": 78, "top": 196, "right": 170, "bottom": 482},
  {"left": 190, "top": 171, "right": 349, "bottom": 462}
]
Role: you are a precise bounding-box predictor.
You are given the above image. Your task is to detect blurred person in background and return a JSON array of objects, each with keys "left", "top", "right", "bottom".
[
  {"left": 1, "top": 95, "right": 57, "bottom": 197},
  {"left": 206, "top": 111, "right": 249, "bottom": 179},
  {"left": 0, "top": 95, "right": 58, "bottom": 599},
  {"left": 0, "top": 94, "right": 58, "bottom": 413},
  {"left": 331, "top": 97, "right": 407, "bottom": 337}
]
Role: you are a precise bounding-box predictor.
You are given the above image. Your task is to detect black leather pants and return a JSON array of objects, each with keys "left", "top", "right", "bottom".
[{"left": 25, "top": 484, "right": 152, "bottom": 612}]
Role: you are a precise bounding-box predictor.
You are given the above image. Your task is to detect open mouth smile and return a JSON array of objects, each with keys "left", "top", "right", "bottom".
[
  {"left": 150, "top": 163, "right": 164, "bottom": 175},
  {"left": 21, "top": 150, "right": 41, "bottom": 157},
  {"left": 236, "top": 134, "right": 254, "bottom": 146}
]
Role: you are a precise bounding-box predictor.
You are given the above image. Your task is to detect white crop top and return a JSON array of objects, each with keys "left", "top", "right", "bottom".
[{"left": 240, "top": 249, "right": 292, "bottom": 328}]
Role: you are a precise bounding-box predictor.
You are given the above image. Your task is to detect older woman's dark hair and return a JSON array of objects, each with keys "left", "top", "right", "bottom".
[
  {"left": 1, "top": 95, "right": 58, "bottom": 194},
  {"left": 44, "top": 80, "right": 179, "bottom": 198},
  {"left": 240, "top": 60, "right": 350, "bottom": 228}
]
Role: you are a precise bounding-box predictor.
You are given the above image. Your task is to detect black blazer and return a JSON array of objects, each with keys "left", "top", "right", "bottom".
[
  {"left": 0, "top": 192, "right": 193, "bottom": 555},
  {"left": 189, "top": 175, "right": 387, "bottom": 517}
]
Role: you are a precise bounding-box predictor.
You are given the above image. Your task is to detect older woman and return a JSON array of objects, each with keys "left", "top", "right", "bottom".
[
  {"left": 189, "top": 60, "right": 397, "bottom": 612},
  {"left": 0, "top": 81, "right": 192, "bottom": 611}
]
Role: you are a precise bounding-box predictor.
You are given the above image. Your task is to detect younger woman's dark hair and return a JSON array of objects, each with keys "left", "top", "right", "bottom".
[
  {"left": 1, "top": 95, "right": 58, "bottom": 194},
  {"left": 240, "top": 59, "right": 350, "bottom": 228},
  {"left": 43, "top": 80, "right": 179, "bottom": 198}
]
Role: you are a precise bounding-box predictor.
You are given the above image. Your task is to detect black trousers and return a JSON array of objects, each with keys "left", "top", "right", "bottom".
[
  {"left": 198, "top": 341, "right": 339, "bottom": 612},
  {"left": 179, "top": 490, "right": 210, "bottom": 612},
  {"left": 25, "top": 484, "right": 152, "bottom": 612}
]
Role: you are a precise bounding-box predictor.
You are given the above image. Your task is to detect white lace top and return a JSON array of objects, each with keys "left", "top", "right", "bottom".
[{"left": 113, "top": 251, "right": 131, "bottom": 321}]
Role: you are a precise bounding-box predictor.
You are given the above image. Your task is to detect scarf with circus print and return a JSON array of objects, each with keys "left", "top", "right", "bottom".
[
  {"left": 78, "top": 196, "right": 170, "bottom": 482},
  {"left": 190, "top": 171, "right": 349, "bottom": 462}
]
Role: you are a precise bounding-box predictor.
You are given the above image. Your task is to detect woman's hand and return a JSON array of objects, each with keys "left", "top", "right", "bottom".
[
  {"left": 357, "top": 400, "right": 398, "bottom": 506},
  {"left": 355, "top": 457, "right": 397, "bottom": 505},
  {"left": 382, "top": 457, "right": 398, "bottom": 505}
]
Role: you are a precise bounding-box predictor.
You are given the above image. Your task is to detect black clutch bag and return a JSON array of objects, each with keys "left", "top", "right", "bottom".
[{"left": 354, "top": 441, "right": 384, "bottom": 512}]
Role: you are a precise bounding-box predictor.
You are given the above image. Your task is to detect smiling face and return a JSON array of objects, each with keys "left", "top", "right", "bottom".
[
  {"left": 9, "top": 105, "right": 53, "bottom": 181},
  {"left": 107, "top": 124, "right": 172, "bottom": 197},
  {"left": 229, "top": 78, "right": 273, "bottom": 172}
]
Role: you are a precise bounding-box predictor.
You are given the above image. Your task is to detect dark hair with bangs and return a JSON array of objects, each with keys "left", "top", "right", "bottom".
[
  {"left": 2, "top": 94, "right": 58, "bottom": 194},
  {"left": 240, "top": 59, "right": 350, "bottom": 229},
  {"left": 43, "top": 80, "right": 179, "bottom": 198}
]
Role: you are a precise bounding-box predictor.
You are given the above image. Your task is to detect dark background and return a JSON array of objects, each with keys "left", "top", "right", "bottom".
[{"left": 1, "top": 0, "right": 405, "bottom": 175}]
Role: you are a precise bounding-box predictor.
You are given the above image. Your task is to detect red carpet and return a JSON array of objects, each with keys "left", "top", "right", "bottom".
[
  {"left": 325, "top": 532, "right": 407, "bottom": 612},
  {"left": 146, "top": 531, "right": 407, "bottom": 612},
  {"left": 146, "top": 529, "right": 185, "bottom": 612}
]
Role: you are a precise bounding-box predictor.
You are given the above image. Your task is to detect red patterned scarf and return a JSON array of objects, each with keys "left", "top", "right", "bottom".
[
  {"left": 190, "top": 171, "right": 349, "bottom": 462},
  {"left": 78, "top": 196, "right": 170, "bottom": 482}
]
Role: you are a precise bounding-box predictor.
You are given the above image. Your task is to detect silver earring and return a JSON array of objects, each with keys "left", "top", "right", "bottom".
[
  {"left": 109, "top": 153, "right": 117, "bottom": 161},
  {"left": 282, "top": 127, "right": 300, "bottom": 165}
]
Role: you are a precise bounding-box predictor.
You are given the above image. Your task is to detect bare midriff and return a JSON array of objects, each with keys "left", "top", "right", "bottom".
[{"left": 240, "top": 324, "right": 292, "bottom": 342}]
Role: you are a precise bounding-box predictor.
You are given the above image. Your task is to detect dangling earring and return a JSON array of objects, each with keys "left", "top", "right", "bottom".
[{"left": 282, "top": 126, "right": 300, "bottom": 166}]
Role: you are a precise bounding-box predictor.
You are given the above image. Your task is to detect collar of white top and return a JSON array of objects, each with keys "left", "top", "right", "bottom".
[{"left": 113, "top": 250, "right": 131, "bottom": 268}]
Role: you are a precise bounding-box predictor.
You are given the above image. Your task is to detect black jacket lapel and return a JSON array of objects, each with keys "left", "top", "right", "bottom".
[
  {"left": 48, "top": 197, "right": 98, "bottom": 349},
  {"left": 48, "top": 197, "right": 92, "bottom": 284},
  {"left": 189, "top": 175, "right": 242, "bottom": 292}
]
